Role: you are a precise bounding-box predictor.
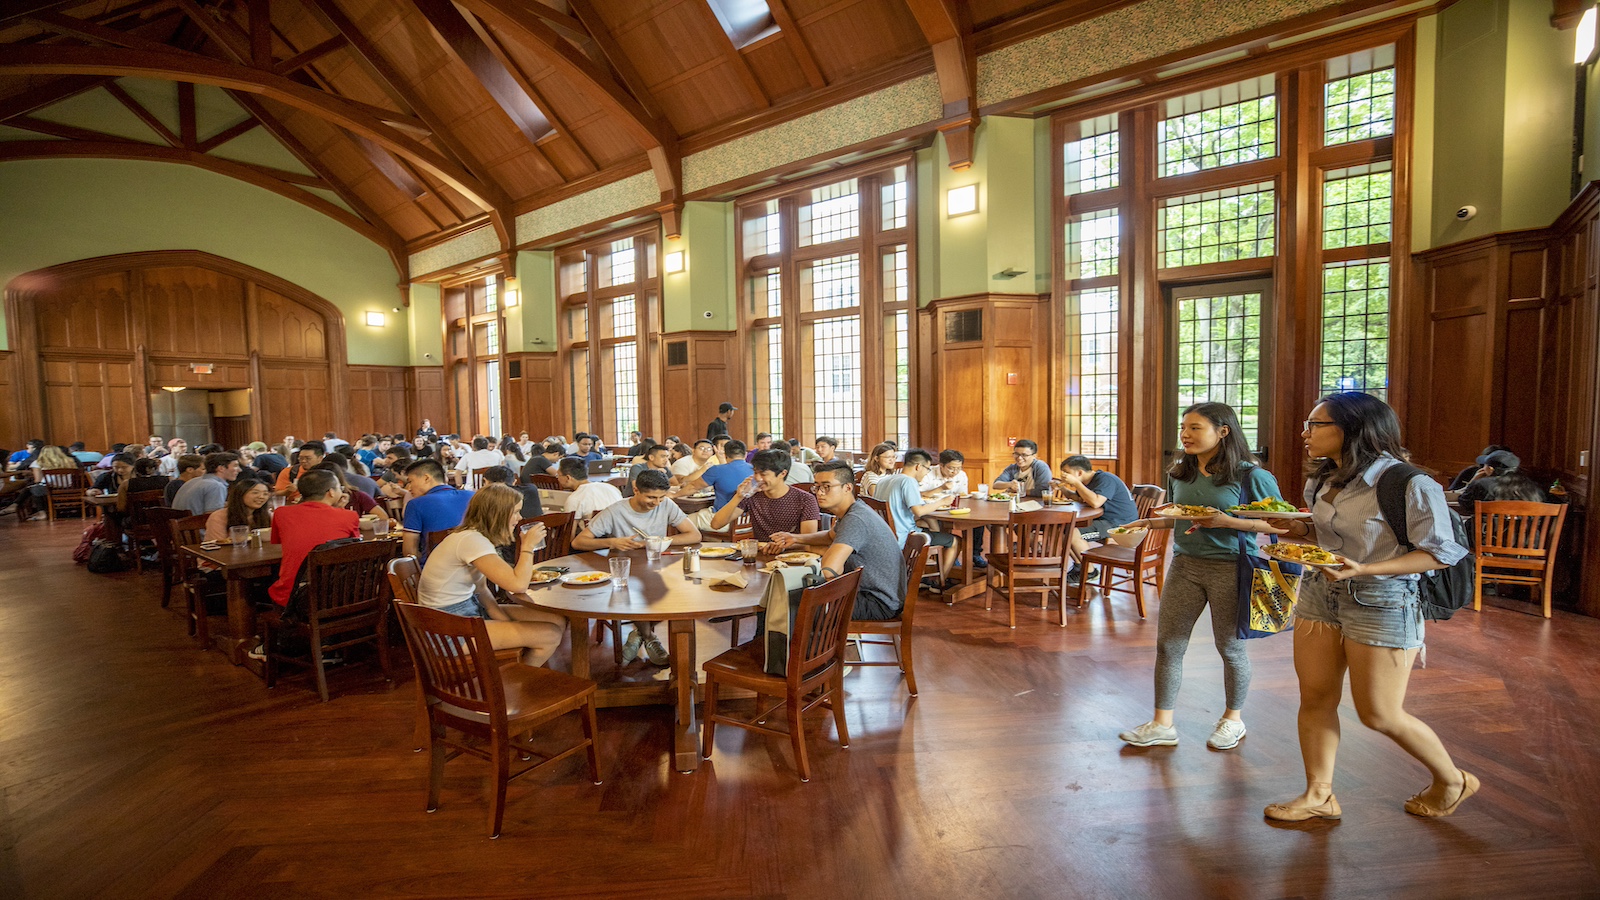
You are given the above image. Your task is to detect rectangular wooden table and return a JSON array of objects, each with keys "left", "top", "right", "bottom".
[{"left": 927, "top": 499, "right": 1101, "bottom": 605}]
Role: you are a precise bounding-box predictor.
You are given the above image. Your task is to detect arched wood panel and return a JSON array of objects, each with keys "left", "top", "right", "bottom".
[{"left": 4, "top": 251, "right": 350, "bottom": 450}]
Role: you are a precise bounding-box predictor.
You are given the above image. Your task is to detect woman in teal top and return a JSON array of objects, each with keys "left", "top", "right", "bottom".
[{"left": 1119, "top": 402, "right": 1285, "bottom": 751}]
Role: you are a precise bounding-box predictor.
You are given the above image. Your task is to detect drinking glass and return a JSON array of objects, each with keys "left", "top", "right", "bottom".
[
  {"left": 228, "top": 525, "right": 249, "bottom": 545},
  {"left": 645, "top": 535, "right": 669, "bottom": 560},
  {"left": 372, "top": 517, "right": 390, "bottom": 537},
  {"left": 739, "top": 538, "right": 760, "bottom": 566},
  {"left": 609, "top": 557, "right": 630, "bottom": 588},
  {"left": 976, "top": 484, "right": 989, "bottom": 501}
]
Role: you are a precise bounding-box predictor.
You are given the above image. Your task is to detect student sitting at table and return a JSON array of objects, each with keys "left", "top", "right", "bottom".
[
  {"left": 770, "top": 459, "right": 906, "bottom": 621},
  {"left": 556, "top": 455, "right": 622, "bottom": 527},
  {"left": 480, "top": 465, "right": 542, "bottom": 519},
  {"left": 710, "top": 448, "right": 821, "bottom": 542},
  {"left": 173, "top": 452, "right": 241, "bottom": 516},
  {"left": 1447, "top": 444, "right": 1511, "bottom": 492},
  {"left": 572, "top": 433, "right": 606, "bottom": 462},
  {"left": 205, "top": 478, "right": 274, "bottom": 543},
  {"left": 521, "top": 442, "right": 565, "bottom": 483},
  {"left": 273, "top": 440, "right": 325, "bottom": 500},
  {"left": 1453, "top": 449, "right": 1546, "bottom": 521},
  {"left": 670, "top": 439, "right": 713, "bottom": 485},
  {"left": 991, "top": 440, "right": 1054, "bottom": 498},
  {"left": 860, "top": 443, "right": 898, "bottom": 494},
  {"left": 678, "top": 439, "right": 753, "bottom": 531},
  {"left": 310, "top": 462, "right": 377, "bottom": 515},
  {"left": 400, "top": 458, "right": 473, "bottom": 563},
  {"left": 262, "top": 470, "right": 361, "bottom": 648},
  {"left": 572, "top": 469, "right": 702, "bottom": 666},
  {"left": 91, "top": 452, "right": 135, "bottom": 494},
  {"left": 783, "top": 440, "right": 815, "bottom": 485},
  {"left": 415, "top": 484, "right": 567, "bottom": 667},
  {"left": 117, "top": 457, "right": 170, "bottom": 513},
  {"left": 164, "top": 454, "right": 204, "bottom": 506},
  {"left": 1053, "top": 455, "right": 1140, "bottom": 578},
  {"left": 628, "top": 444, "right": 674, "bottom": 483},
  {"left": 790, "top": 438, "right": 822, "bottom": 466},
  {"left": 872, "top": 448, "right": 959, "bottom": 590}
]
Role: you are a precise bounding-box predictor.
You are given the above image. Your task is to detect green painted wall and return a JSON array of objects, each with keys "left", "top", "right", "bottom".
[
  {"left": 0, "top": 158, "right": 407, "bottom": 364},
  {"left": 1502, "top": 0, "right": 1576, "bottom": 230},
  {"left": 407, "top": 283, "right": 443, "bottom": 367},
  {"left": 927, "top": 115, "right": 1043, "bottom": 300},
  {"left": 662, "top": 201, "right": 736, "bottom": 332},
  {"left": 1429, "top": 0, "right": 1508, "bottom": 247},
  {"left": 1412, "top": 14, "right": 1438, "bottom": 251},
  {"left": 515, "top": 250, "right": 556, "bottom": 351}
]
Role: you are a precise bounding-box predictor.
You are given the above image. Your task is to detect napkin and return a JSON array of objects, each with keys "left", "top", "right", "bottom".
[
  {"left": 705, "top": 568, "right": 749, "bottom": 588},
  {"left": 1016, "top": 500, "right": 1044, "bottom": 512}
]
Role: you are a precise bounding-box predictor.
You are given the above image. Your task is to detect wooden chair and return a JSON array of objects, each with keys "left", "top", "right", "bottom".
[
  {"left": 700, "top": 508, "right": 753, "bottom": 542},
  {"left": 172, "top": 513, "right": 222, "bottom": 646},
  {"left": 426, "top": 528, "right": 452, "bottom": 555},
  {"left": 1130, "top": 484, "right": 1166, "bottom": 519},
  {"left": 858, "top": 495, "right": 894, "bottom": 535},
  {"left": 985, "top": 509, "right": 1079, "bottom": 628},
  {"left": 701, "top": 568, "right": 862, "bottom": 782},
  {"left": 1078, "top": 523, "right": 1167, "bottom": 619},
  {"left": 528, "top": 473, "right": 560, "bottom": 490},
  {"left": 145, "top": 507, "right": 191, "bottom": 609},
  {"left": 848, "top": 533, "right": 929, "bottom": 697},
  {"left": 1473, "top": 500, "right": 1568, "bottom": 618},
  {"left": 469, "top": 467, "right": 495, "bottom": 489},
  {"left": 521, "top": 512, "right": 574, "bottom": 564},
  {"left": 262, "top": 539, "right": 398, "bottom": 701},
  {"left": 122, "top": 489, "right": 169, "bottom": 574},
  {"left": 394, "top": 602, "right": 601, "bottom": 839},
  {"left": 41, "top": 468, "right": 88, "bottom": 522}
]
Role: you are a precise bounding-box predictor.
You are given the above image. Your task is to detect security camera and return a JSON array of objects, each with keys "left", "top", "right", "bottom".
[
  {"left": 702, "top": 310, "right": 714, "bottom": 319},
  {"left": 1455, "top": 205, "right": 1477, "bottom": 221}
]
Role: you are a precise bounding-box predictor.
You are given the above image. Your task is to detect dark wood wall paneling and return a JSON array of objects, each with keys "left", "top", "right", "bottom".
[
  {"left": 1409, "top": 184, "right": 1600, "bottom": 616},
  {"left": 405, "top": 366, "right": 448, "bottom": 436},
  {"left": 503, "top": 352, "right": 561, "bottom": 441},
  {"left": 661, "top": 332, "right": 739, "bottom": 444},
  {"left": 346, "top": 366, "right": 411, "bottom": 435}
]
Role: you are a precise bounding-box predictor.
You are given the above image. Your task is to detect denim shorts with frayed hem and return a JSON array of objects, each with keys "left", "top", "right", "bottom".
[
  {"left": 436, "top": 597, "right": 488, "bottom": 619},
  {"left": 1293, "top": 576, "right": 1423, "bottom": 650}
]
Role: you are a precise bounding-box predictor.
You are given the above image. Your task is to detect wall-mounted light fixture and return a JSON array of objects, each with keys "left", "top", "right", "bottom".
[
  {"left": 664, "top": 250, "right": 686, "bottom": 274},
  {"left": 947, "top": 184, "right": 978, "bottom": 217},
  {"left": 504, "top": 275, "right": 520, "bottom": 307},
  {"left": 161, "top": 385, "right": 186, "bottom": 393},
  {"left": 1579, "top": 6, "right": 1597, "bottom": 64},
  {"left": 365, "top": 311, "right": 386, "bottom": 327}
]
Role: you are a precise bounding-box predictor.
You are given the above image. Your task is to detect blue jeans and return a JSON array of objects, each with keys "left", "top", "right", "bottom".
[{"left": 437, "top": 597, "right": 488, "bottom": 619}]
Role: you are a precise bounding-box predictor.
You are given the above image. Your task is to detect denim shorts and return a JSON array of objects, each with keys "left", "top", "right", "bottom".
[
  {"left": 436, "top": 597, "right": 488, "bottom": 619},
  {"left": 1293, "top": 576, "right": 1424, "bottom": 650}
]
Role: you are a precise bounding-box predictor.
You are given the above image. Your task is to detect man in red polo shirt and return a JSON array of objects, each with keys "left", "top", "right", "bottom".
[{"left": 267, "top": 469, "right": 359, "bottom": 608}]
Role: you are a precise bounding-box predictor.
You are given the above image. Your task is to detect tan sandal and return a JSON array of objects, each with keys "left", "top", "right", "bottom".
[
  {"left": 1404, "top": 769, "right": 1479, "bottom": 817},
  {"left": 1265, "top": 786, "right": 1342, "bottom": 822}
]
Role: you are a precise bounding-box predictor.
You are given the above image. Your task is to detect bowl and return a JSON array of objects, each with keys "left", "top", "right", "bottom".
[{"left": 1106, "top": 527, "right": 1147, "bottom": 548}]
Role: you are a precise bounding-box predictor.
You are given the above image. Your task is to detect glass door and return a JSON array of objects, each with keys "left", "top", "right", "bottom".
[{"left": 1165, "top": 278, "right": 1272, "bottom": 463}]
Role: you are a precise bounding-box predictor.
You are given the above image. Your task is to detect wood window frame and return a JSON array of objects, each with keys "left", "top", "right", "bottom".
[{"left": 440, "top": 269, "right": 507, "bottom": 438}]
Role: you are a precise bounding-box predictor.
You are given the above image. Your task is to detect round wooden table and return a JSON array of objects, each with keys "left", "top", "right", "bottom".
[
  {"left": 512, "top": 547, "right": 768, "bottom": 773},
  {"left": 926, "top": 498, "right": 1102, "bottom": 604}
]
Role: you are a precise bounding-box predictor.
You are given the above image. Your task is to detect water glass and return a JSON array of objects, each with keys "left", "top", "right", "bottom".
[
  {"left": 645, "top": 535, "right": 670, "bottom": 560},
  {"left": 609, "top": 557, "right": 631, "bottom": 588},
  {"left": 976, "top": 484, "right": 989, "bottom": 501},
  {"left": 372, "top": 517, "right": 390, "bottom": 537},
  {"left": 228, "top": 525, "right": 249, "bottom": 545},
  {"left": 739, "top": 538, "right": 760, "bottom": 566}
]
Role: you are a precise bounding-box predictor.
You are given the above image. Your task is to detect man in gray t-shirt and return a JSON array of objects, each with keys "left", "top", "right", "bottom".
[{"left": 770, "top": 460, "right": 905, "bottom": 620}]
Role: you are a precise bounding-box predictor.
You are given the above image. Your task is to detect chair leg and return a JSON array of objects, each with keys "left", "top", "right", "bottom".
[
  {"left": 1542, "top": 574, "right": 1553, "bottom": 619},
  {"left": 1007, "top": 577, "right": 1017, "bottom": 630},
  {"left": 787, "top": 696, "right": 811, "bottom": 782},
  {"left": 1474, "top": 566, "right": 1483, "bottom": 612},
  {"left": 160, "top": 567, "right": 173, "bottom": 608},
  {"left": 413, "top": 692, "right": 429, "bottom": 752},
  {"left": 488, "top": 734, "right": 509, "bottom": 839},
  {"left": 1135, "top": 564, "right": 1149, "bottom": 618},
  {"left": 426, "top": 719, "right": 446, "bottom": 812},
  {"left": 262, "top": 621, "right": 277, "bottom": 688},
  {"left": 700, "top": 677, "right": 719, "bottom": 759},
  {"left": 194, "top": 591, "right": 210, "bottom": 648},
  {"left": 581, "top": 698, "right": 602, "bottom": 784},
  {"left": 312, "top": 627, "right": 331, "bottom": 702},
  {"left": 830, "top": 670, "right": 850, "bottom": 748},
  {"left": 898, "top": 630, "right": 918, "bottom": 697},
  {"left": 377, "top": 617, "right": 393, "bottom": 682}
]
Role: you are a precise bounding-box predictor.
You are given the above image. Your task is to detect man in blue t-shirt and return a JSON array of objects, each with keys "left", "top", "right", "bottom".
[
  {"left": 400, "top": 458, "right": 474, "bottom": 562},
  {"left": 1055, "top": 455, "right": 1140, "bottom": 581},
  {"left": 678, "top": 439, "right": 753, "bottom": 529},
  {"left": 872, "top": 448, "right": 960, "bottom": 590},
  {"left": 990, "top": 439, "right": 1055, "bottom": 498}
]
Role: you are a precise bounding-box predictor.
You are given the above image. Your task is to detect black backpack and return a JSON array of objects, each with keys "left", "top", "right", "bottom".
[{"left": 1374, "top": 464, "right": 1475, "bottom": 621}]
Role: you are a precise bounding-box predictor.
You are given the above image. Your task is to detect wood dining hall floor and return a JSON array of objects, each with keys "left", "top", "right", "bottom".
[{"left": 2, "top": 515, "right": 1598, "bottom": 900}]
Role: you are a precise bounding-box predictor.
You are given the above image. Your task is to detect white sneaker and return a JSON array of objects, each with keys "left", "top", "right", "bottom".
[
  {"left": 246, "top": 643, "right": 267, "bottom": 661},
  {"left": 1119, "top": 721, "right": 1178, "bottom": 747},
  {"left": 1206, "top": 718, "right": 1247, "bottom": 750},
  {"left": 643, "top": 635, "right": 670, "bottom": 666}
]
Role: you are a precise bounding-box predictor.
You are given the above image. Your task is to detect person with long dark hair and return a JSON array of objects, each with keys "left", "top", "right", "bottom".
[
  {"left": 1262, "top": 392, "right": 1474, "bottom": 821},
  {"left": 1118, "top": 402, "right": 1285, "bottom": 751}
]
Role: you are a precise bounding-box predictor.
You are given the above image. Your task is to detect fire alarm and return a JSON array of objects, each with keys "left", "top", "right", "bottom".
[{"left": 1006, "top": 372, "right": 1019, "bottom": 385}]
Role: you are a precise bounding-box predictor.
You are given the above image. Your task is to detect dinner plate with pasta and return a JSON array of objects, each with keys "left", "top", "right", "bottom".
[
  {"left": 1261, "top": 542, "right": 1344, "bottom": 569},
  {"left": 1227, "top": 497, "right": 1313, "bottom": 519},
  {"left": 1152, "top": 503, "right": 1222, "bottom": 519}
]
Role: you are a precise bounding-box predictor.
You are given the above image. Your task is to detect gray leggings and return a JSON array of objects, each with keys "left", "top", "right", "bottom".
[{"left": 1154, "top": 554, "right": 1251, "bottom": 711}]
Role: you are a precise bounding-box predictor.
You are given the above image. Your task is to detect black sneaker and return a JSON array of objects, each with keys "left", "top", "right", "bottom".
[{"left": 921, "top": 576, "right": 944, "bottom": 595}]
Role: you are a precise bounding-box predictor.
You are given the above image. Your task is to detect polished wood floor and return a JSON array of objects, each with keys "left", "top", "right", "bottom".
[{"left": 4, "top": 516, "right": 1598, "bottom": 900}]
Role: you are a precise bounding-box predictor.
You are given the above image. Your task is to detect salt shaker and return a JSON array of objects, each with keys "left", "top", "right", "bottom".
[{"left": 683, "top": 546, "right": 701, "bottom": 574}]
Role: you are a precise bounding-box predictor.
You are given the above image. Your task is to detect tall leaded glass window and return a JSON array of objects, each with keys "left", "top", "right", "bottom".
[
  {"left": 1158, "top": 75, "right": 1277, "bottom": 177},
  {"left": 557, "top": 229, "right": 658, "bottom": 443}
]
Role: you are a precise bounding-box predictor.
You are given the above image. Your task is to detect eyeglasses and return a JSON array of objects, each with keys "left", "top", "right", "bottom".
[
  {"left": 1303, "top": 420, "right": 1337, "bottom": 430},
  {"left": 814, "top": 481, "right": 851, "bottom": 493}
]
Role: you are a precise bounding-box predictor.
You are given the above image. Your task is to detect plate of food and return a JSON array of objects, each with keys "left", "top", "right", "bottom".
[
  {"left": 776, "top": 551, "right": 821, "bottom": 565},
  {"left": 1261, "top": 543, "right": 1344, "bottom": 569},
  {"left": 559, "top": 571, "right": 613, "bottom": 586},
  {"left": 1105, "top": 525, "right": 1148, "bottom": 547},
  {"left": 988, "top": 492, "right": 1015, "bottom": 502},
  {"left": 1229, "top": 497, "right": 1312, "bottom": 519},
  {"left": 529, "top": 569, "right": 562, "bottom": 584},
  {"left": 1153, "top": 504, "right": 1222, "bottom": 519},
  {"left": 699, "top": 545, "right": 738, "bottom": 559}
]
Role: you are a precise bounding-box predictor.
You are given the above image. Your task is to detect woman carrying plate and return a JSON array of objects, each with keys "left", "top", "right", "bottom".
[
  {"left": 1261, "top": 392, "right": 1474, "bottom": 822},
  {"left": 1117, "top": 402, "right": 1284, "bottom": 752},
  {"left": 415, "top": 484, "right": 567, "bottom": 666}
]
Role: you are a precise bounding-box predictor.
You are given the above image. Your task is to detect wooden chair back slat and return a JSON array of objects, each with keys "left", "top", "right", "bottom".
[
  {"left": 1131, "top": 484, "right": 1166, "bottom": 519},
  {"left": 395, "top": 602, "right": 503, "bottom": 715},
  {"left": 858, "top": 495, "right": 894, "bottom": 534},
  {"left": 528, "top": 473, "right": 560, "bottom": 490},
  {"left": 520, "top": 512, "right": 575, "bottom": 564},
  {"left": 304, "top": 540, "right": 398, "bottom": 621},
  {"left": 1007, "top": 509, "right": 1078, "bottom": 565},
  {"left": 791, "top": 569, "right": 863, "bottom": 686},
  {"left": 171, "top": 514, "right": 212, "bottom": 579},
  {"left": 1475, "top": 501, "right": 1566, "bottom": 559},
  {"left": 42, "top": 468, "right": 86, "bottom": 491},
  {"left": 899, "top": 532, "right": 931, "bottom": 628},
  {"left": 468, "top": 467, "right": 494, "bottom": 490},
  {"left": 426, "top": 528, "right": 452, "bottom": 553},
  {"left": 387, "top": 556, "right": 421, "bottom": 604}
]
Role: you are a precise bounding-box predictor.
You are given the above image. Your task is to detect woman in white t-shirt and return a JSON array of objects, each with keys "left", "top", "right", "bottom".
[{"left": 415, "top": 484, "right": 568, "bottom": 666}]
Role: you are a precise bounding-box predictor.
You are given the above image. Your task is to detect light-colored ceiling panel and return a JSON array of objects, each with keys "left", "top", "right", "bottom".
[
  {"left": 210, "top": 127, "right": 317, "bottom": 176},
  {"left": 32, "top": 87, "right": 163, "bottom": 143}
]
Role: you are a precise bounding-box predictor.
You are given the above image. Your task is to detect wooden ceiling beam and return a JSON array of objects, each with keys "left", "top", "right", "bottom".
[
  {"left": 103, "top": 79, "right": 184, "bottom": 147},
  {"left": 0, "top": 44, "right": 504, "bottom": 213},
  {"left": 767, "top": 0, "right": 826, "bottom": 89},
  {"left": 691, "top": 0, "right": 770, "bottom": 108},
  {"left": 178, "top": 81, "right": 196, "bottom": 147},
  {"left": 26, "top": 10, "right": 197, "bottom": 55},
  {"left": 567, "top": 0, "right": 666, "bottom": 123},
  {"left": 903, "top": 0, "right": 976, "bottom": 168},
  {"left": 0, "top": 0, "right": 80, "bottom": 26},
  {"left": 247, "top": 0, "right": 272, "bottom": 67},
  {"left": 194, "top": 114, "right": 261, "bottom": 151},
  {"left": 412, "top": 0, "right": 553, "bottom": 145},
  {"left": 8, "top": 115, "right": 141, "bottom": 143},
  {"left": 173, "top": 0, "right": 253, "bottom": 63},
  {"left": 473, "top": 17, "right": 599, "bottom": 173},
  {"left": 0, "top": 75, "right": 112, "bottom": 123},
  {"left": 272, "top": 33, "right": 346, "bottom": 76},
  {"left": 299, "top": 0, "right": 514, "bottom": 250}
]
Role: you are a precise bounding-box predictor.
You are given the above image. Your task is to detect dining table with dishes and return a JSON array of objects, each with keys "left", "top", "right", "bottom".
[
  {"left": 511, "top": 542, "right": 809, "bottom": 773},
  {"left": 926, "top": 495, "right": 1102, "bottom": 605}
]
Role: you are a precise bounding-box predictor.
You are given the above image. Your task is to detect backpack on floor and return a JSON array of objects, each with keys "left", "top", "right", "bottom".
[
  {"left": 87, "top": 540, "right": 129, "bottom": 574},
  {"left": 73, "top": 520, "right": 108, "bottom": 564},
  {"left": 1375, "top": 464, "right": 1475, "bottom": 621}
]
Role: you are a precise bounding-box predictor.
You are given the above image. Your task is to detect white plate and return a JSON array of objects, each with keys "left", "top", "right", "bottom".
[
  {"left": 1230, "top": 508, "right": 1313, "bottom": 519},
  {"left": 559, "top": 571, "right": 613, "bottom": 586},
  {"left": 529, "top": 570, "right": 562, "bottom": 584},
  {"left": 776, "top": 551, "right": 820, "bottom": 565},
  {"left": 699, "top": 545, "right": 738, "bottom": 559},
  {"left": 1152, "top": 506, "right": 1221, "bottom": 519},
  {"left": 1261, "top": 543, "right": 1344, "bottom": 569}
]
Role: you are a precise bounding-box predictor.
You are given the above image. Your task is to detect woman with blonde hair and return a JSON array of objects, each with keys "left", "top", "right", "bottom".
[
  {"left": 415, "top": 484, "right": 567, "bottom": 666},
  {"left": 860, "top": 442, "right": 898, "bottom": 494}
]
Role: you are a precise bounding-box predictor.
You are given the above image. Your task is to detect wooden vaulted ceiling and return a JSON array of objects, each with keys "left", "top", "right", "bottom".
[{"left": 1, "top": 0, "right": 1389, "bottom": 279}]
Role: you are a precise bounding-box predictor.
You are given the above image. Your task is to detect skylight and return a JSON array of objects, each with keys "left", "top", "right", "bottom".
[{"left": 706, "top": 0, "right": 779, "bottom": 49}]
